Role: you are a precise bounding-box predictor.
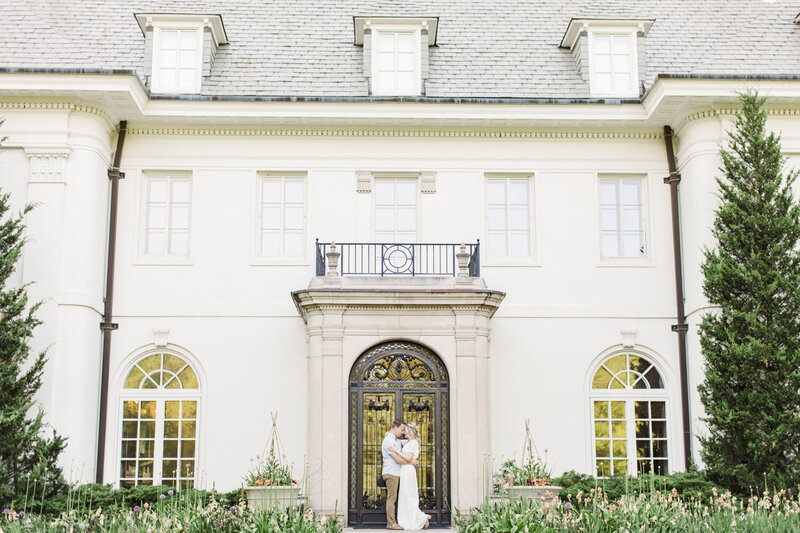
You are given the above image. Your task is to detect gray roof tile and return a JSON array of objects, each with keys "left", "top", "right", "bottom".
[{"left": 0, "top": 0, "right": 799, "bottom": 98}]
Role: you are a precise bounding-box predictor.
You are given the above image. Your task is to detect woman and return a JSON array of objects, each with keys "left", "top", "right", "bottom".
[{"left": 389, "top": 422, "right": 431, "bottom": 530}]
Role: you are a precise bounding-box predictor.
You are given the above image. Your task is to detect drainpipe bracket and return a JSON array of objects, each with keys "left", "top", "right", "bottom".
[
  {"left": 671, "top": 323, "right": 689, "bottom": 332},
  {"left": 663, "top": 172, "right": 681, "bottom": 184},
  {"left": 100, "top": 322, "right": 119, "bottom": 331},
  {"left": 107, "top": 169, "right": 125, "bottom": 180}
]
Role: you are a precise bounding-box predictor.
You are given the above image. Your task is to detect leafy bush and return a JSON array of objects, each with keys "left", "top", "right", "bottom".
[
  {"left": 552, "top": 470, "right": 722, "bottom": 501},
  {"left": 456, "top": 487, "right": 800, "bottom": 532}
]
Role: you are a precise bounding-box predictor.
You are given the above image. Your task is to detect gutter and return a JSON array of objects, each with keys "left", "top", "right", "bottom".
[
  {"left": 3, "top": 67, "right": 800, "bottom": 105},
  {"left": 96, "top": 120, "right": 127, "bottom": 484},
  {"left": 663, "top": 125, "right": 692, "bottom": 471}
]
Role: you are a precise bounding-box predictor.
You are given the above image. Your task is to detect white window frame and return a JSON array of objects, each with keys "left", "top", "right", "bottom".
[
  {"left": 588, "top": 29, "right": 638, "bottom": 98},
  {"left": 115, "top": 350, "right": 202, "bottom": 490},
  {"left": 254, "top": 172, "right": 307, "bottom": 261},
  {"left": 371, "top": 25, "right": 422, "bottom": 96},
  {"left": 151, "top": 23, "right": 204, "bottom": 94},
  {"left": 372, "top": 175, "right": 419, "bottom": 242},
  {"left": 137, "top": 171, "right": 193, "bottom": 265},
  {"left": 481, "top": 173, "right": 539, "bottom": 267},
  {"left": 597, "top": 174, "right": 650, "bottom": 264},
  {"left": 588, "top": 352, "right": 671, "bottom": 478}
]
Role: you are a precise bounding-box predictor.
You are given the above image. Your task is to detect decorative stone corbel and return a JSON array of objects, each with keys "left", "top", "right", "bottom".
[
  {"left": 420, "top": 171, "right": 436, "bottom": 194},
  {"left": 24, "top": 147, "right": 71, "bottom": 184},
  {"left": 356, "top": 170, "right": 373, "bottom": 193},
  {"left": 620, "top": 327, "right": 637, "bottom": 348},
  {"left": 153, "top": 326, "right": 170, "bottom": 347}
]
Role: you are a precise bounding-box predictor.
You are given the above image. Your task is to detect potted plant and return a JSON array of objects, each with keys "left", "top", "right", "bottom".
[
  {"left": 500, "top": 419, "right": 561, "bottom": 503},
  {"left": 243, "top": 412, "right": 302, "bottom": 510}
]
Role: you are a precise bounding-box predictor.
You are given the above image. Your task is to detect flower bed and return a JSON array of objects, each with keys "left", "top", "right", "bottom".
[
  {"left": 456, "top": 487, "right": 800, "bottom": 532},
  {"left": 1, "top": 491, "right": 341, "bottom": 533}
]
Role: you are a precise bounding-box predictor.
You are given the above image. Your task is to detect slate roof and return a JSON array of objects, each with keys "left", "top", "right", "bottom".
[{"left": 1, "top": 0, "right": 799, "bottom": 99}]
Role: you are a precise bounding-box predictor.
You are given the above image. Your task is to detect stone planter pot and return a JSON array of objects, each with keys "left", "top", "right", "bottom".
[
  {"left": 507, "top": 485, "right": 562, "bottom": 503},
  {"left": 244, "top": 485, "right": 302, "bottom": 511}
]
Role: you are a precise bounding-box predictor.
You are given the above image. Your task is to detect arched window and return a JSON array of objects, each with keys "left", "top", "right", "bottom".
[
  {"left": 590, "top": 353, "right": 667, "bottom": 477},
  {"left": 119, "top": 352, "right": 199, "bottom": 489}
]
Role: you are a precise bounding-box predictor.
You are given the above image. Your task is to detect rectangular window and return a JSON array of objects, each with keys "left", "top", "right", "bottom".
[
  {"left": 144, "top": 175, "right": 191, "bottom": 256},
  {"left": 375, "top": 178, "right": 416, "bottom": 242},
  {"left": 374, "top": 31, "right": 418, "bottom": 95},
  {"left": 154, "top": 28, "right": 200, "bottom": 93},
  {"left": 593, "top": 400, "right": 628, "bottom": 477},
  {"left": 487, "top": 177, "right": 531, "bottom": 257},
  {"left": 599, "top": 177, "right": 645, "bottom": 258},
  {"left": 592, "top": 34, "right": 634, "bottom": 95},
  {"left": 259, "top": 175, "right": 305, "bottom": 257}
]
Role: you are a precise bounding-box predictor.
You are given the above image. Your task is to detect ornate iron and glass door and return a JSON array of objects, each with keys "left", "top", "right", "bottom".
[{"left": 349, "top": 342, "right": 450, "bottom": 527}]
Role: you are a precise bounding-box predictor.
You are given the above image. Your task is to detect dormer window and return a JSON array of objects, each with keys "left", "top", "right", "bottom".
[
  {"left": 560, "top": 19, "right": 653, "bottom": 98},
  {"left": 375, "top": 31, "right": 418, "bottom": 95},
  {"left": 135, "top": 13, "right": 228, "bottom": 95},
  {"left": 154, "top": 27, "right": 202, "bottom": 93},
  {"left": 354, "top": 17, "right": 438, "bottom": 97}
]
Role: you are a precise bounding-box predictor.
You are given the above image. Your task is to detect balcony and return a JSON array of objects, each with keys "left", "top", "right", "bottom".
[{"left": 315, "top": 240, "right": 480, "bottom": 277}]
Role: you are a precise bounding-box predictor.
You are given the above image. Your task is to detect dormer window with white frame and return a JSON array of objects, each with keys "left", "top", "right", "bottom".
[
  {"left": 354, "top": 17, "right": 438, "bottom": 96},
  {"left": 135, "top": 13, "right": 228, "bottom": 95},
  {"left": 560, "top": 19, "right": 654, "bottom": 98}
]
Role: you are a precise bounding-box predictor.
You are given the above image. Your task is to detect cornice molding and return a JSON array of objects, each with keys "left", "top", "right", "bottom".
[
  {"left": 680, "top": 107, "right": 800, "bottom": 128},
  {"left": 0, "top": 101, "right": 108, "bottom": 119},
  {"left": 125, "top": 127, "right": 665, "bottom": 139}
]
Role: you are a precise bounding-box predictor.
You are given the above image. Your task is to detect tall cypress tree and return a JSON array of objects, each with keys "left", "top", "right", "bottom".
[
  {"left": 0, "top": 125, "right": 66, "bottom": 506},
  {"left": 699, "top": 92, "right": 800, "bottom": 493}
]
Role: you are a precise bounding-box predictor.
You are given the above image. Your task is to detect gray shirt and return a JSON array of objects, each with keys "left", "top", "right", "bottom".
[{"left": 381, "top": 432, "right": 401, "bottom": 477}]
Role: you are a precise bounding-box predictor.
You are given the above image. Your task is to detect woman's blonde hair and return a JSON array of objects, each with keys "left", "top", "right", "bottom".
[{"left": 405, "top": 422, "right": 420, "bottom": 440}]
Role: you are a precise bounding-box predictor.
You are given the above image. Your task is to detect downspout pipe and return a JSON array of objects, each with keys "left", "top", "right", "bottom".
[
  {"left": 663, "top": 125, "right": 692, "bottom": 471},
  {"left": 96, "top": 121, "right": 127, "bottom": 483}
]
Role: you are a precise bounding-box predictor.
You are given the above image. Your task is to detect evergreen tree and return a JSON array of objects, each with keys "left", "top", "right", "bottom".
[
  {"left": 0, "top": 127, "right": 67, "bottom": 506},
  {"left": 699, "top": 92, "right": 800, "bottom": 493}
]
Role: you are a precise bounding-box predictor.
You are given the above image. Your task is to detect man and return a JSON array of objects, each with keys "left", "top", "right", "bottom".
[{"left": 382, "top": 418, "right": 418, "bottom": 530}]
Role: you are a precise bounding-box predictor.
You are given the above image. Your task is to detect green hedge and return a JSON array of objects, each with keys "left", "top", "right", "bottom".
[{"left": 551, "top": 470, "right": 724, "bottom": 502}]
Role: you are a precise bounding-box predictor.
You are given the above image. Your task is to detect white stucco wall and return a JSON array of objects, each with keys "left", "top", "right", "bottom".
[{"left": 3, "top": 94, "right": 800, "bottom": 506}]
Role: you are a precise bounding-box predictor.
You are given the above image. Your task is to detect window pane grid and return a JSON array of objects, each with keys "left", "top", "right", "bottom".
[
  {"left": 635, "top": 401, "right": 668, "bottom": 475},
  {"left": 120, "top": 400, "right": 156, "bottom": 488},
  {"left": 259, "top": 176, "right": 305, "bottom": 257},
  {"left": 599, "top": 177, "right": 644, "bottom": 258},
  {"left": 145, "top": 176, "right": 191, "bottom": 256},
  {"left": 376, "top": 32, "right": 416, "bottom": 93},
  {"left": 487, "top": 178, "right": 530, "bottom": 257},
  {"left": 593, "top": 34, "right": 633, "bottom": 94},
  {"left": 120, "top": 355, "right": 199, "bottom": 490},
  {"left": 157, "top": 29, "right": 198, "bottom": 91},
  {"left": 374, "top": 178, "right": 416, "bottom": 242},
  {"left": 592, "top": 355, "right": 668, "bottom": 477}
]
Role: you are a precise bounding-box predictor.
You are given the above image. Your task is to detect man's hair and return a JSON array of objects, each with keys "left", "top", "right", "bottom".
[{"left": 391, "top": 418, "right": 404, "bottom": 428}]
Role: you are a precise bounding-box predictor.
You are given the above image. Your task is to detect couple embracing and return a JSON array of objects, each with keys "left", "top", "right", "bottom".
[{"left": 382, "top": 419, "right": 431, "bottom": 530}]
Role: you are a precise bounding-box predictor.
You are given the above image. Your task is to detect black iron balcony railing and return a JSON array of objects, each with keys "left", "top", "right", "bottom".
[{"left": 315, "top": 240, "right": 480, "bottom": 277}]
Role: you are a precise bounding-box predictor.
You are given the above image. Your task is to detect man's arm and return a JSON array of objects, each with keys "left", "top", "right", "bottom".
[{"left": 390, "top": 450, "right": 419, "bottom": 466}]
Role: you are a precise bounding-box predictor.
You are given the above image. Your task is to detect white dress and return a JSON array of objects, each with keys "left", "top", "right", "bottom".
[{"left": 396, "top": 440, "right": 429, "bottom": 530}]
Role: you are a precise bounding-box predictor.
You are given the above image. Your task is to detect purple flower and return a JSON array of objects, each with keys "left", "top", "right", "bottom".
[
  {"left": 18, "top": 511, "right": 24, "bottom": 517},
  {"left": 2, "top": 509, "right": 9, "bottom": 516},
  {"left": 133, "top": 505, "right": 140, "bottom": 512},
  {"left": 167, "top": 490, "right": 174, "bottom": 495},
  {"left": 213, "top": 520, "right": 221, "bottom": 527},
  {"left": 159, "top": 494, "right": 166, "bottom": 499},
  {"left": 564, "top": 502, "right": 573, "bottom": 510},
  {"left": 229, "top": 506, "right": 235, "bottom": 511}
]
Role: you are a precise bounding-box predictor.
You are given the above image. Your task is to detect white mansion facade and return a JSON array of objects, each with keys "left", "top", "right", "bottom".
[{"left": 2, "top": 0, "right": 800, "bottom": 526}]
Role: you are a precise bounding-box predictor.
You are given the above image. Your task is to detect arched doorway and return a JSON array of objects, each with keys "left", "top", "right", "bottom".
[{"left": 348, "top": 341, "right": 450, "bottom": 527}]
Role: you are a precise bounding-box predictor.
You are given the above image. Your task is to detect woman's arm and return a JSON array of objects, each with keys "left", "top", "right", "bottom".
[{"left": 388, "top": 446, "right": 415, "bottom": 463}]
